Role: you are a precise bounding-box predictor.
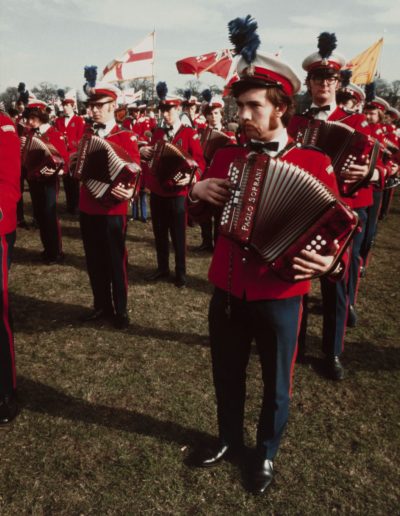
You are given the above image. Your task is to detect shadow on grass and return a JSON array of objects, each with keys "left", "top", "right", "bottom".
[
  {"left": 11, "top": 293, "right": 209, "bottom": 346},
  {"left": 12, "top": 245, "right": 87, "bottom": 270},
  {"left": 18, "top": 376, "right": 212, "bottom": 448},
  {"left": 297, "top": 335, "right": 400, "bottom": 374}
]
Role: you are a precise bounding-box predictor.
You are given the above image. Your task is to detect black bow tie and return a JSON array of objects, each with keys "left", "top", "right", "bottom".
[
  {"left": 247, "top": 140, "right": 280, "bottom": 153},
  {"left": 93, "top": 122, "right": 106, "bottom": 135},
  {"left": 308, "top": 105, "right": 330, "bottom": 116}
]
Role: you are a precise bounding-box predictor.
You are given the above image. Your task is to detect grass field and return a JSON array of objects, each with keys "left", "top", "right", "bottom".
[{"left": 1, "top": 190, "right": 399, "bottom": 515}]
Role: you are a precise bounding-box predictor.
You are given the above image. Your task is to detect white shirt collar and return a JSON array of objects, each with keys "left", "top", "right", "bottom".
[
  {"left": 38, "top": 123, "right": 51, "bottom": 135},
  {"left": 98, "top": 118, "right": 116, "bottom": 138},
  {"left": 172, "top": 118, "right": 182, "bottom": 136}
]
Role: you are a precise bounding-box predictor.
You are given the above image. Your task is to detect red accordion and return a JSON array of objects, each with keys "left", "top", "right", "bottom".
[
  {"left": 73, "top": 133, "right": 141, "bottom": 207},
  {"left": 200, "top": 127, "right": 232, "bottom": 164},
  {"left": 294, "top": 118, "right": 379, "bottom": 196},
  {"left": 21, "top": 134, "right": 64, "bottom": 181},
  {"left": 149, "top": 140, "right": 198, "bottom": 191},
  {"left": 219, "top": 153, "right": 359, "bottom": 282}
]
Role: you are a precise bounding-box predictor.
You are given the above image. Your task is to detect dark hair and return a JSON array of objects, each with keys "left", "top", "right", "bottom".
[
  {"left": 336, "top": 90, "right": 354, "bottom": 105},
  {"left": 8, "top": 108, "right": 19, "bottom": 118},
  {"left": 364, "top": 104, "right": 384, "bottom": 122},
  {"left": 25, "top": 107, "right": 49, "bottom": 124},
  {"left": 232, "top": 81, "right": 295, "bottom": 126}
]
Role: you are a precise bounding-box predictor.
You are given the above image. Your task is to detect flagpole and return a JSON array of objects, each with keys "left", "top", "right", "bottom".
[{"left": 152, "top": 29, "right": 156, "bottom": 104}]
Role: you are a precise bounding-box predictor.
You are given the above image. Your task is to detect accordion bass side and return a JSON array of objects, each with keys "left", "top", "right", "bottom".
[
  {"left": 294, "top": 118, "right": 379, "bottom": 196},
  {"left": 149, "top": 141, "right": 198, "bottom": 191},
  {"left": 73, "top": 133, "right": 141, "bottom": 207},
  {"left": 200, "top": 127, "right": 232, "bottom": 164},
  {"left": 21, "top": 135, "right": 64, "bottom": 181},
  {"left": 219, "top": 153, "right": 359, "bottom": 282}
]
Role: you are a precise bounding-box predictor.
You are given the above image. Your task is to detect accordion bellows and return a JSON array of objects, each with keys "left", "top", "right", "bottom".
[
  {"left": 149, "top": 141, "right": 198, "bottom": 191},
  {"left": 219, "top": 153, "right": 359, "bottom": 281},
  {"left": 295, "top": 119, "right": 379, "bottom": 196},
  {"left": 200, "top": 127, "right": 232, "bottom": 164},
  {"left": 21, "top": 135, "right": 64, "bottom": 181},
  {"left": 74, "top": 134, "right": 141, "bottom": 207}
]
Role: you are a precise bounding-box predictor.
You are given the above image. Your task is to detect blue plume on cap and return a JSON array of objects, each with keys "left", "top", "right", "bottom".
[
  {"left": 183, "top": 89, "right": 192, "bottom": 101},
  {"left": 202, "top": 89, "right": 212, "bottom": 103},
  {"left": 57, "top": 89, "right": 65, "bottom": 100},
  {"left": 20, "top": 90, "right": 30, "bottom": 105},
  {"left": 365, "top": 82, "right": 376, "bottom": 103},
  {"left": 318, "top": 32, "right": 337, "bottom": 59},
  {"left": 340, "top": 69, "right": 352, "bottom": 88},
  {"left": 18, "top": 82, "right": 26, "bottom": 93},
  {"left": 156, "top": 81, "right": 168, "bottom": 100},
  {"left": 84, "top": 66, "right": 97, "bottom": 87},
  {"left": 228, "top": 15, "right": 260, "bottom": 64}
]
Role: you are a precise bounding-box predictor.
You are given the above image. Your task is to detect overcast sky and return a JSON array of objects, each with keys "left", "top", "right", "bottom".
[{"left": 1, "top": 0, "right": 399, "bottom": 97}]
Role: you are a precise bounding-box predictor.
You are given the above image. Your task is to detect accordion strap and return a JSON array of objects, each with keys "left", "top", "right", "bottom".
[{"left": 276, "top": 141, "right": 298, "bottom": 158}]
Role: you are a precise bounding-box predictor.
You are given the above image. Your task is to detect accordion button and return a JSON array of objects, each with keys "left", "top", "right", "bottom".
[
  {"left": 316, "top": 235, "right": 322, "bottom": 240},
  {"left": 242, "top": 257, "right": 247, "bottom": 264},
  {"left": 316, "top": 245, "right": 321, "bottom": 250},
  {"left": 306, "top": 245, "right": 312, "bottom": 251},
  {"left": 322, "top": 240, "right": 327, "bottom": 246},
  {"left": 311, "top": 240, "right": 316, "bottom": 246}
]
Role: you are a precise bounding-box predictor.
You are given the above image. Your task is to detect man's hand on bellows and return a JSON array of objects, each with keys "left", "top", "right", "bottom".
[
  {"left": 111, "top": 183, "right": 134, "bottom": 200},
  {"left": 191, "top": 178, "right": 232, "bottom": 206},
  {"left": 292, "top": 241, "right": 339, "bottom": 280},
  {"left": 140, "top": 146, "right": 153, "bottom": 159},
  {"left": 40, "top": 166, "right": 56, "bottom": 176},
  {"left": 342, "top": 162, "right": 369, "bottom": 183}
]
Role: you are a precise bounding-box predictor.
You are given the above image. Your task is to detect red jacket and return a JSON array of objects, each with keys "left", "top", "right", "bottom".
[
  {"left": 288, "top": 107, "right": 373, "bottom": 209},
  {"left": 0, "top": 114, "right": 21, "bottom": 235},
  {"left": 189, "top": 144, "right": 343, "bottom": 301},
  {"left": 145, "top": 124, "right": 206, "bottom": 198},
  {"left": 79, "top": 124, "right": 140, "bottom": 215},
  {"left": 54, "top": 114, "right": 85, "bottom": 155}
]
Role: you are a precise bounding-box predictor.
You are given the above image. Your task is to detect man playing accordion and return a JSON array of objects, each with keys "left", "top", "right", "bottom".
[
  {"left": 288, "top": 33, "right": 384, "bottom": 379},
  {"left": 187, "top": 16, "right": 349, "bottom": 495},
  {"left": 141, "top": 82, "right": 205, "bottom": 288},
  {"left": 78, "top": 73, "right": 140, "bottom": 329}
]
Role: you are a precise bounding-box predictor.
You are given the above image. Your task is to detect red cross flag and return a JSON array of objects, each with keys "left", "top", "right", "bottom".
[
  {"left": 176, "top": 49, "right": 233, "bottom": 80},
  {"left": 102, "top": 32, "right": 155, "bottom": 82}
]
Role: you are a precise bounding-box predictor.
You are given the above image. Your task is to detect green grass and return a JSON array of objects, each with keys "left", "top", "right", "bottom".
[{"left": 1, "top": 191, "right": 399, "bottom": 515}]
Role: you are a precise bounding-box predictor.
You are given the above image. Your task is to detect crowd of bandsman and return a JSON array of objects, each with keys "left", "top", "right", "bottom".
[{"left": 0, "top": 16, "right": 399, "bottom": 495}]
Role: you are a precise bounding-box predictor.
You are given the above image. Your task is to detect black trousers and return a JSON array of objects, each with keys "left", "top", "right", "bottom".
[
  {"left": 150, "top": 193, "right": 186, "bottom": 277},
  {"left": 0, "top": 231, "right": 16, "bottom": 396},
  {"left": 209, "top": 288, "right": 302, "bottom": 460},
  {"left": 80, "top": 213, "right": 128, "bottom": 316},
  {"left": 28, "top": 178, "right": 62, "bottom": 260},
  {"left": 63, "top": 175, "right": 80, "bottom": 213}
]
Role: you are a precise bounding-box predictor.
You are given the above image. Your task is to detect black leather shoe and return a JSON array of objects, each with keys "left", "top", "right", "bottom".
[
  {"left": 79, "top": 309, "right": 113, "bottom": 322},
  {"left": 347, "top": 305, "right": 357, "bottom": 328},
  {"left": 195, "top": 444, "right": 243, "bottom": 468},
  {"left": 147, "top": 269, "right": 170, "bottom": 281},
  {"left": 114, "top": 313, "right": 130, "bottom": 329},
  {"left": 174, "top": 274, "right": 186, "bottom": 288},
  {"left": 0, "top": 395, "right": 18, "bottom": 425},
  {"left": 17, "top": 220, "right": 30, "bottom": 230},
  {"left": 325, "top": 356, "right": 345, "bottom": 381},
  {"left": 45, "top": 252, "right": 65, "bottom": 265},
  {"left": 249, "top": 459, "right": 274, "bottom": 494},
  {"left": 195, "top": 242, "right": 214, "bottom": 252}
]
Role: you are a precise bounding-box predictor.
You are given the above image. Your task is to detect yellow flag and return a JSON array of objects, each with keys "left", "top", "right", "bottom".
[{"left": 346, "top": 38, "right": 383, "bottom": 85}]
